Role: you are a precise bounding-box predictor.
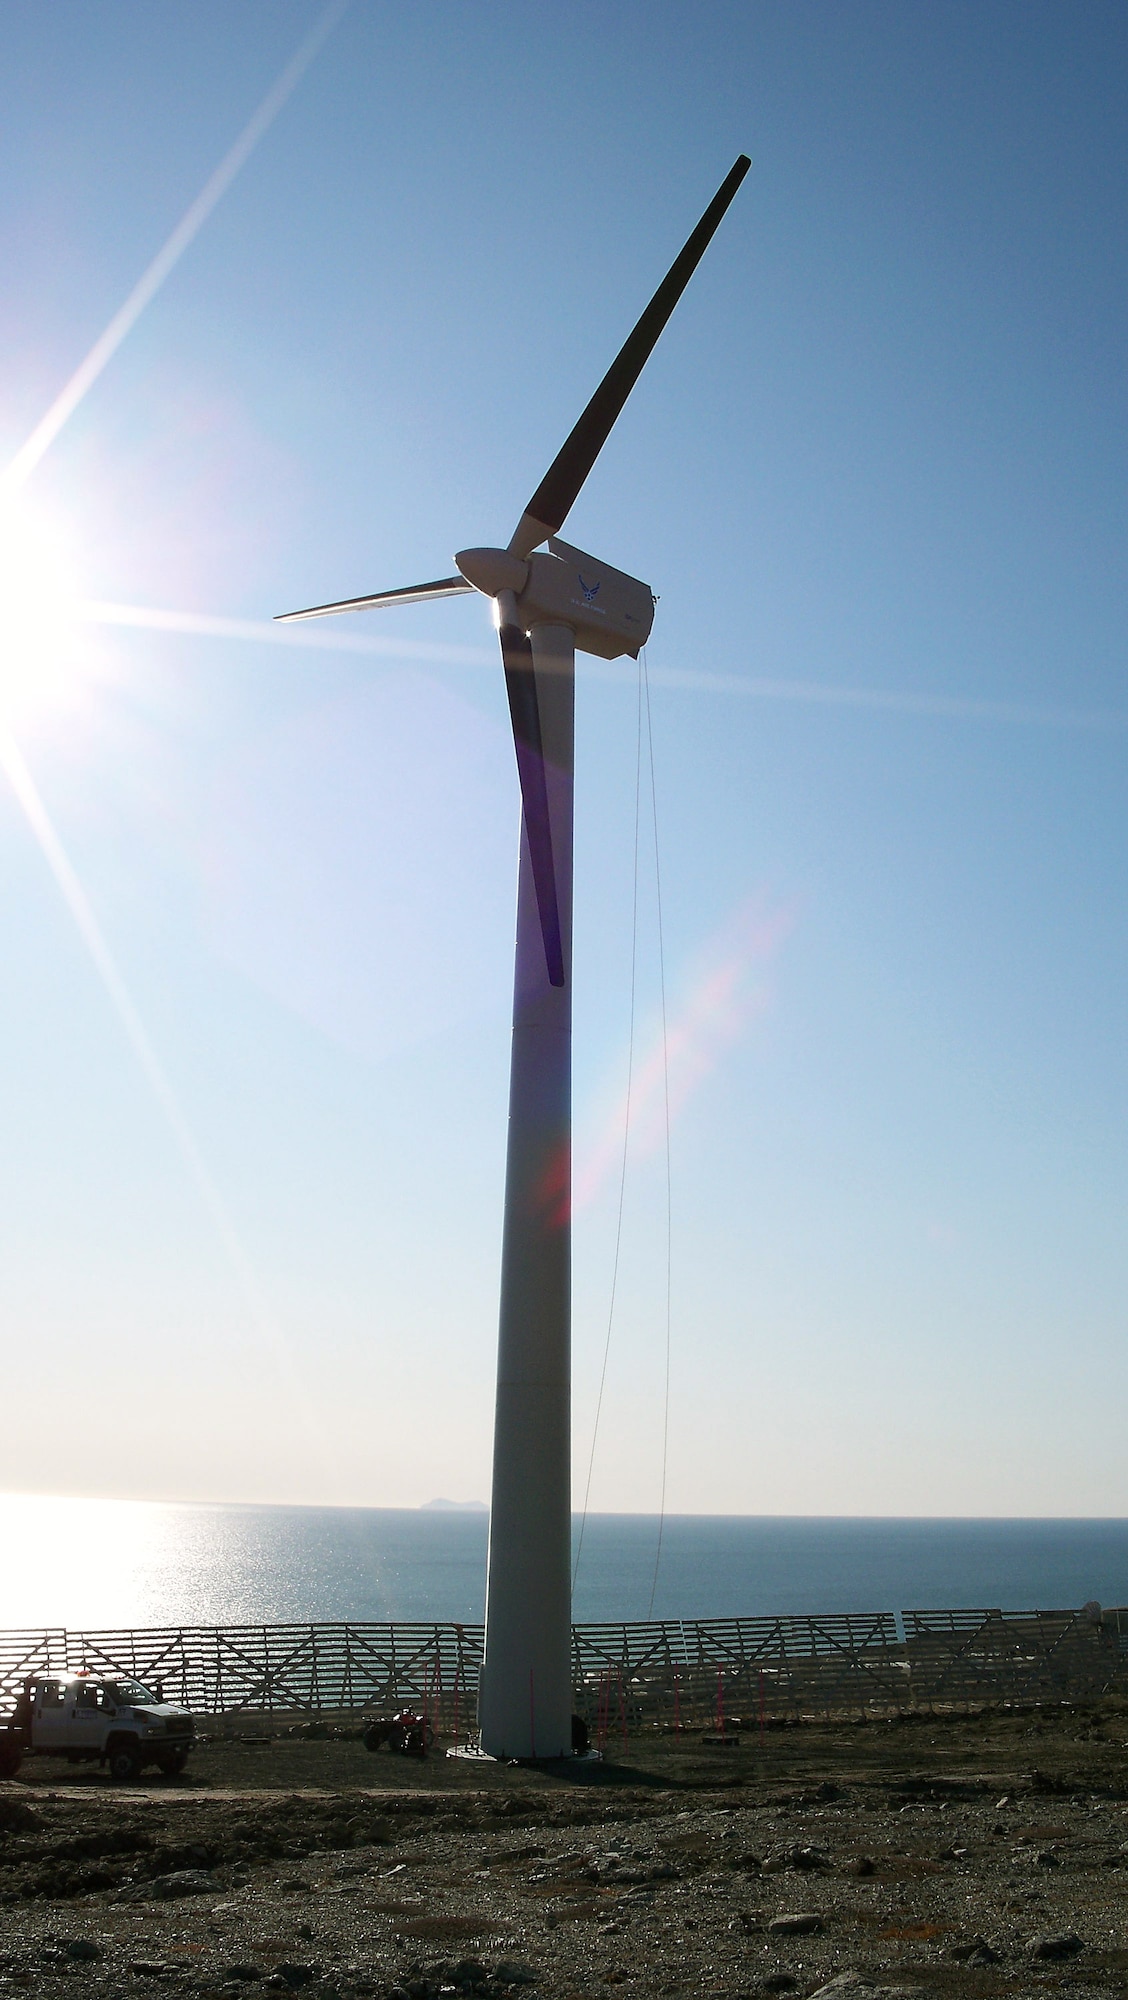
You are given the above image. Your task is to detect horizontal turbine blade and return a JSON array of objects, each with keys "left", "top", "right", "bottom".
[
  {"left": 498, "top": 621, "right": 565, "bottom": 988},
  {"left": 275, "top": 577, "right": 473, "bottom": 622},
  {"left": 508, "top": 154, "right": 750, "bottom": 559}
]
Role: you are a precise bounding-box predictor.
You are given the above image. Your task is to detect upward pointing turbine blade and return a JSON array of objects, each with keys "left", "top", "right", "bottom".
[{"left": 507, "top": 153, "right": 751, "bottom": 560}]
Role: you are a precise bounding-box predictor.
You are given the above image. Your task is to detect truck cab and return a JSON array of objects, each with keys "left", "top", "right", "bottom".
[{"left": 0, "top": 1673, "right": 195, "bottom": 1781}]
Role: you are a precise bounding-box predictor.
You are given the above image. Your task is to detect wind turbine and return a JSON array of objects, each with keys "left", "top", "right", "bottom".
[{"left": 278, "top": 155, "right": 750, "bottom": 1758}]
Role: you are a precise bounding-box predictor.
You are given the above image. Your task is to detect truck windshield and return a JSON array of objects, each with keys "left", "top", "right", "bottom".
[{"left": 105, "top": 1679, "right": 159, "bottom": 1705}]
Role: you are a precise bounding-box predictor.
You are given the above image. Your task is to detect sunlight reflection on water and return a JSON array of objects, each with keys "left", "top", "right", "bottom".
[{"left": 0, "top": 1496, "right": 488, "bottom": 1628}]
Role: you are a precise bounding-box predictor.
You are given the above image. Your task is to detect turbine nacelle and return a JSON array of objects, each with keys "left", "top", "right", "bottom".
[{"left": 455, "top": 540, "right": 655, "bottom": 661}]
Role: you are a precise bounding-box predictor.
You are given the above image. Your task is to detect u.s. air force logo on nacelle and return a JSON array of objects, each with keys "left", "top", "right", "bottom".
[{"left": 578, "top": 573, "right": 601, "bottom": 607}]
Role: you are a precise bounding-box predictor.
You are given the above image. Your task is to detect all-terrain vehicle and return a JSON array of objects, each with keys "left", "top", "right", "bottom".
[
  {"left": 361, "top": 1706, "right": 435, "bottom": 1757},
  {"left": 0, "top": 1672, "right": 195, "bottom": 1782}
]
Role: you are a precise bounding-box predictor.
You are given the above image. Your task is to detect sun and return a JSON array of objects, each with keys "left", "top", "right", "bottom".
[{"left": 0, "top": 499, "right": 84, "bottom": 723}]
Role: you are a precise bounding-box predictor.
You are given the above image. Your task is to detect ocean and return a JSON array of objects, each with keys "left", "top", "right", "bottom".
[{"left": 2, "top": 1497, "right": 1126, "bottom": 1631}]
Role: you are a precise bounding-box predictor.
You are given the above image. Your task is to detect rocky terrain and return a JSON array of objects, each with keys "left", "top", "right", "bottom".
[{"left": 1, "top": 1699, "right": 1126, "bottom": 2000}]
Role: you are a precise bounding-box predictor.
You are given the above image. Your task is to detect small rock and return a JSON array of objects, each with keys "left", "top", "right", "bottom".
[
  {"left": 768, "top": 1913, "right": 823, "bottom": 1936},
  {"left": 275, "top": 1967, "right": 318, "bottom": 1989},
  {"left": 494, "top": 1964, "right": 538, "bottom": 1987},
  {"left": 850, "top": 1856, "right": 876, "bottom": 1877},
  {"left": 1030, "top": 1933, "right": 1083, "bottom": 1960},
  {"left": 225, "top": 1967, "right": 265, "bottom": 1983},
  {"left": 149, "top": 1869, "right": 214, "bottom": 1900},
  {"left": 808, "top": 1978, "right": 872, "bottom": 2000},
  {"left": 1035, "top": 1849, "right": 1061, "bottom": 1867},
  {"left": 65, "top": 1941, "right": 104, "bottom": 1962},
  {"left": 949, "top": 1938, "right": 999, "bottom": 1965},
  {"left": 762, "top": 1978, "right": 798, "bottom": 1995}
]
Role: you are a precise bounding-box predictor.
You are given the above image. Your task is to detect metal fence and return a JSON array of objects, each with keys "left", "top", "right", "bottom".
[
  {"left": 1, "top": 1608, "right": 1124, "bottom": 1733},
  {"left": 902, "top": 1605, "right": 1128, "bottom": 1707},
  {"left": 572, "top": 1613, "right": 908, "bottom": 1732}
]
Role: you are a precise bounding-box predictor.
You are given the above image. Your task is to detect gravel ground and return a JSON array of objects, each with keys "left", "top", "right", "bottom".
[{"left": 2, "top": 1700, "right": 1126, "bottom": 2000}]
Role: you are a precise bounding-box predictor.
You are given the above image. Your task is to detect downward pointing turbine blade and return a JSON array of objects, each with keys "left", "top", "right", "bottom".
[
  {"left": 498, "top": 621, "right": 565, "bottom": 988},
  {"left": 275, "top": 576, "right": 472, "bottom": 622},
  {"left": 508, "top": 154, "right": 751, "bottom": 560}
]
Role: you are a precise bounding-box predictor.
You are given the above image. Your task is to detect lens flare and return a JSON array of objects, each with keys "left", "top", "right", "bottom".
[
  {"left": 574, "top": 893, "right": 798, "bottom": 1212},
  {"left": 0, "top": 502, "right": 83, "bottom": 721}
]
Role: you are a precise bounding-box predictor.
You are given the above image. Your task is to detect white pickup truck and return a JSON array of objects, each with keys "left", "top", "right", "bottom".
[{"left": 0, "top": 1672, "right": 195, "bottom": 1781}]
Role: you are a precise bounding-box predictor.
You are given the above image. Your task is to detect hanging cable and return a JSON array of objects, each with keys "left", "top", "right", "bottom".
[
  {"left": 644, "top": 646, "right": 673, "bottom": 1620},
  {"left": 573, "top": 654, "right": 645, "bottom": 1596}
]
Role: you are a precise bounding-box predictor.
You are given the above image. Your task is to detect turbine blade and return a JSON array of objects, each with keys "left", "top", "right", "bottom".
[
  {"left": 275, "top": 576, "right": 472, "bottom": 622},
  {"left": 508, "top": 154, "right": 751, "bottom": 559},
  {"left": 498, "top": 622, "right": 565, "bottom": 988}
]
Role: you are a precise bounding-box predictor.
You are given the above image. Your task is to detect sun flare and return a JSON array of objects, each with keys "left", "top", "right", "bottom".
[{"left": 0, "top": 500, "right": 84, "bottom": 721}]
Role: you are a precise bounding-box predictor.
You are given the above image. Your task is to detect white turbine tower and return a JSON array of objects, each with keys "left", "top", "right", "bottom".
[{"left": 278, "top": 155, "right": 750, "bottom": 1758}]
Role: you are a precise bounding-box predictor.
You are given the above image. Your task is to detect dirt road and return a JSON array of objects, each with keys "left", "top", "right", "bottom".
[{"left": 1, "top": 1698, "right": 1126, "bottom": 2000}]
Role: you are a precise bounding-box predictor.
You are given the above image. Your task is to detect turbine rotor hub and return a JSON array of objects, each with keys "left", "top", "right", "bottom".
[{"left": 454, "top": 547, "right": 529, "bottom": 598}]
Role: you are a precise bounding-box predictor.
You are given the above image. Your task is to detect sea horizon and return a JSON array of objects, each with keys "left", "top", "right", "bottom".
[{"left": 7, "top": 1491, "right": 1128, "bottom": 1521}]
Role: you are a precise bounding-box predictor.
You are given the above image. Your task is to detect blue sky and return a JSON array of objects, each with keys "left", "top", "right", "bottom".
[{"left": 0, "top": 0, "right": 1125, "bottom": 1513}]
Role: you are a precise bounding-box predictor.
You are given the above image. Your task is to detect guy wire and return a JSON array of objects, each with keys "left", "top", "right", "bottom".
[
  {"left": 573, "top": 650, "right": 645, "bottom": 1594},
  {"left": 644, "top": 645, "right": 674, "bottom": 1620}
]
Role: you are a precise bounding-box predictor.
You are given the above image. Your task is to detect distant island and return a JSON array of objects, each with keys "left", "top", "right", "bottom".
[{"left": 420, "top": 1497, "right": 488, "bottom": 1512}]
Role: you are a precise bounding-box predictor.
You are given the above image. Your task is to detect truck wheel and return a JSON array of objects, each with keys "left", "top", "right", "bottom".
[
  {"left": 156, "top": 1748, "right": 189, "bottom": 1776},
  {"left": 108, "top": 1744, "right": 142, "bottom": 1783}
]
